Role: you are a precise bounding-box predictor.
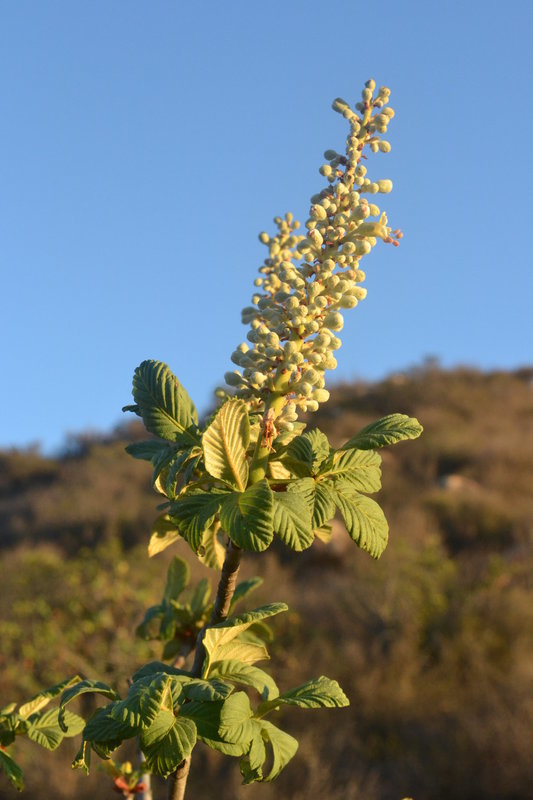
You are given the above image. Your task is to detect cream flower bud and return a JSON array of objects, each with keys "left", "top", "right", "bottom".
[
  {"left": 377, "top": 179, "right": 393, "bottom": 193},
  {"left": 225, "top": 371, "right": 243, "bottom": 387},
  {"left": 259, "top": 232, "right": 270, "bottom": 244},
  {"left": 378, "top": 141, "right": 391, "bottom": 153},
  {"left": 319, "top": 164, "right": 333, "bottom": 177},
  {"left": 284, "top": 341, "right": 298, "bottom": 356},
  {"left": 313, "top": 389, "right": 330, "bottom": 403},
  {"left": 310, "top": 204, "right": 328, "bottom": 220},
  {"left": 324, "top": 311, "right": 344, "bottom": 331},
  {"left": 250, "top": 371, "right": 267, "bottom": 386},
  {"left": 339, "top": 295, "right": 358, "bottom": 309}
]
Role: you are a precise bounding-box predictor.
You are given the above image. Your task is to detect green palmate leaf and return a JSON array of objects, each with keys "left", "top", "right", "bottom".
[
  {"left": 318, "top": 448, "right": 382, "bottom": 493},
  {"left": 0, "top": 714, "right": 18, "bottom": 748},
  {"left": 163, "top": 556, "right": 190, "bottom": 602},
  {"left": 313, "top": 523, "right": 332, "bottom": 542},
  {"left": 209, "top": 660, "right": 279, "bottom": 701},
  {"left": 83, "top": 705, "right": 137, "bottom": 747},
  {"left": 170, "top": 489, "right": 226, "bottom": 552},
  {"left": 148, "top": 514, "right": 181, "bottom": 557},
  {"left": 180, "top": 700, "right": 247, "bottom": 756},
  {"left": 125, "top": 439, "right": 169, "bottom": 462},
  {"left": 218, "top": 691, "right": 255, "bottom": 745},
  {"left": 72, "top": 738, "right": 91, "bottom": 774},
  {"left": 341, "top": 413, "right": 423, "bottom": 450},
  {"left": 140, "top": 709, "right": 197, "bottom": 778},
  {"left": 333, "top": 482, "right": 389, "bottom": 559},
  {"left": 25, "top": 708, "right": 85, "bottom": 750},
  {"left": 190, "top": 577, "right": 211, "bottom": 616},
  {"left": 288, "top": 478, "right": 336, "bottom": 529},
  {"left": 272, "top": 491, "right": 314, "bottom": 551},
  {"left": 202, "top": 604, "right": 287, "bottom": 674},
  {"left": 110, "top": 674, "right": 172, "bottom": 730},
  {"left": 131, "top": 360, "right": 199, "bottom": 444},
  {"left": 163, "top": 448, "right": 202, "bottom": 499},
  {"left": 59, "top": 680, "right": 120, "bottom": 733},
  {"left": 197, "top": 522, "right": 226, "bottom": 570},
  {"left": 283, "top": 429, "right": 331, "bottom": 477},
  {"left": 132, "top": 662, "right": 190, "bottom": 682},
  {"left": 0, "top": 749, "right": 24, "bottom": 791},
  {"left": 257, "top": 676, "right": 349, "bottom": 715},
  {"left": 210, "top": 641, "right": 269, "bottom": 667},
  {"left": 18, "top": 676, "right": 81, "bottom": 719},
  {"left": 229, "top": 577, "right": 263, "bottom": 611},
  {"left": 219, "top": 480, "right": 274, "bottom": 551},
  {"left": 252, "top": 720, "right": 299, "bottom": 782},
  {"left": 203, "top": 398, "right": 250, "bottom": 491},
  {"left": 181, "top": 679, "right": 233, "bottom": 703}
]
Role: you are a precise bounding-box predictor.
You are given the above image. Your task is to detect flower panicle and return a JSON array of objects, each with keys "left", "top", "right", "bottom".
[{"left": 221, "top": 80, "right": 400, "bottom": 431}]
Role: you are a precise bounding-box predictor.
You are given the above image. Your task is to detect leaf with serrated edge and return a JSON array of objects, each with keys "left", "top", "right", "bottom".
[
  {"left": 26, "top": 709, "right": 85, "bottom": 750},
  {"left": 140, "top": 710, "right": 196, "bottom": 778},
  {"left": 72, "top": 738, "right": 91, "bottom": 774},
  {"left": 180, "top": 700, "right": 247, "bottom": 756},
  {"left": 164, "top": 557, "right": 189, "bottom": 601},
  {"left": 272, "top": 491, "right": 314, "bottom": 551},
  {"left": 334, "top": 483, "right": 389, "bottom": 559},
  {"left": 203, "top": 398, "right": 250, "bottom": 490},
  {"left": 132, "top": 360, "right": 199, "bottom": 443},
  {"left": 209, "top": 660, "right": 279, "bottom": 701},
  {"left": 283, "top": 430, "right": 331, "bottom": 477},
  {"left": 83, "top": 705, "right": 138, "bottom": 746},
  {"left": 59, "top": 680, "right": 120, "bottom": 733},
  {"left": 110, "top": 674, "right": 172, "bottom": 729},
  {"left": 260, "top": 721, "right": 299, "bottom": 781},
  {"left": 0, "top": 750, "right": 24, "bottom": 791},
  {"left": 319, "top": 448, "right": 382, "bottom": 493},
  {"left": 257, "top": 676, "right": 349, "bottom": 715},
  {"left": 341, "top": 413, "right": 423, "bottom": 450},
  {"left": 202, "top": 604, "right": 286, "bottom": 675},
  {"left": 148, "top": 514, "right": 181, "bottom": 557},
  {"left": 18, "top": 676, "right": 81, "bottom": 719},
  {"left": 198, "top": 522, "right": 226, "bottom": 570},
  {"left": 219, "top": 692, "right": 255, "bottom": 745},
  {"left": 210, "top": 641, "right": 269, "bottom": 668},
  {"left": 219, "top": 480, "right": 274, "bottom": 552},
  {"left": 288, "top": 478, "right": 336, "bottom": 529},
  {"left": 125, "top": 439, "right": 169, "bottom": 462},
  {"left": 170, "top": 489, "right": 225, "bottom": 552}
]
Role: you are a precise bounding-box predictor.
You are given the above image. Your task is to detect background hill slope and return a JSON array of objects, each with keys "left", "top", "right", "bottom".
[{"left": 1, "top": 365, "right": 532, "bottom": 800}]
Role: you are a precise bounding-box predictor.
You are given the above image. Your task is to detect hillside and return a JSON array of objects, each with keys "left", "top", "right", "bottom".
[{"left": 1, "top": 365, "right": 532, "bottom": 800}]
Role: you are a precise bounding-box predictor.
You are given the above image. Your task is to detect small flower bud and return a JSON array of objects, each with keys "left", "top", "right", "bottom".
[
  {"left": 313, "top": 388, "right": 330, "bottom": 403},
  {"left": 225, "top": 371, "right": 243, "bottom": 387},
  {"left": 324, "top": 311, "right": 344, "bottom": 331},
  {"left": 377, "top": 179, "right": 393, "bottom": 193},
  {"left": 259, "top": 232, "right": 269, "bottom": 244}
]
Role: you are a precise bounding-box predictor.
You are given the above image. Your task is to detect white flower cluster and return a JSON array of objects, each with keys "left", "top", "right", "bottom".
[{"left": 222, "top": 80, "right": 401, "bottom": 432}]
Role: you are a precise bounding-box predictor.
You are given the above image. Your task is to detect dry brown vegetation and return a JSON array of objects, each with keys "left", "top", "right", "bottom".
[{"left": 1, "top": 365, "right": 532, "bottom": 799}]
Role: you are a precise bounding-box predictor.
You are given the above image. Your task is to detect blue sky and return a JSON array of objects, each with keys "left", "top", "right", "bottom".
[{"left": 1, "top": 1, "right": 532, "bottom": 452}]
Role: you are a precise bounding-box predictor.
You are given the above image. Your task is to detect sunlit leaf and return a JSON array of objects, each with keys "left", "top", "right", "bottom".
[
  {"left": 203, "top": 398, "right": 250, "bottom": 491},
  {"left": 340, "top": 413, "right": 423, "bottom": 450}
]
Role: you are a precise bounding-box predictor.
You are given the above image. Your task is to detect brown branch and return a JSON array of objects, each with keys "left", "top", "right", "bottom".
[
  {"left": 167, "top": 538, "right": 242, "bottom": 799},
  {"left": 167, "top": 756, "right": 191, "bottom": 800}
]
